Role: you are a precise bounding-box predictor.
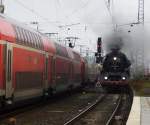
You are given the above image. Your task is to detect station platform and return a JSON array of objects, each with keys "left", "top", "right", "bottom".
[{"left": 127, "top": 96, "right": 150, "bottom": 125}]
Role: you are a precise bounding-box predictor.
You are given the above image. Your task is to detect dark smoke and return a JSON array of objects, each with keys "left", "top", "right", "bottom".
[{"left": 104, "top": 33, "right": 124, "bottom": 52}]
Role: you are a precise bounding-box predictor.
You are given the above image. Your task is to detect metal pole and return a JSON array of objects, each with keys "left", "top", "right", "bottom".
[{"left": 138, "top": 0, "right": 144, "bottom": 24}]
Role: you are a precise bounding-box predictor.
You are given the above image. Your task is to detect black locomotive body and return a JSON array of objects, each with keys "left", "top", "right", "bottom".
[{"left": 101, "top": 48, "right": 131, "bottom": 86}]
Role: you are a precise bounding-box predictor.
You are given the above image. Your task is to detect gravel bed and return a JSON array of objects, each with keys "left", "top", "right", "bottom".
[
  {"left": 71, "top": 94, "right": 119, "bottom": 125},
  {"left": 0, "top": 91, "right": 102, "bottom": 125}
]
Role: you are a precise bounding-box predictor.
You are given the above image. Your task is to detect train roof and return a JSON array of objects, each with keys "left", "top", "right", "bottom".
[{"left": 0, "top": 14, "right": 82, "bottom": 61}]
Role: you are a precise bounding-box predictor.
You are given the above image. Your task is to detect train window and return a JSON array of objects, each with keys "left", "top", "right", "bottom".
[
  {"left": 37, "top": 35, "right": 43, "bottom": 49},
  {"left": 34, "top": 34, "right": 39, "bottom": 49},
  {"left": 34, "top": 34, "right": 39, "bottom": 48},
  {"left": 15, "top": 26, "right": 20, "bottom": 42},
  {"left": 45, "top": 57, "right": 48, "bottom": 80},
  {"left": 55, "top": 44, "right": 60, "bottom": 55},
  {"left": 24, "top": 29, "right": 29, "bottom": 45},
  {"left": 31, "top": 33, "right": 34, "bottom": 48},
  {"left": 30, "top": 32, "right": 35, "bottom": 48},
  {"left": 62, "top": 47, "right": 68, "bottom": 57},
  {"left": 55, "top": 43, "right": 69, "bottom": 58},
  {"left": 31, "top": 33, "right": 35, "bottom": 47},
  {"left": 14, "top": 26, "right": 22, "bottom": 44},
  {"left": 39, "top": 35, "right": 42, "bottom": 49},
  {"left": 29, "top": 32, "right": 33, "bottom": 47},
  {"left": 20, "top": 28, "right": 26, "bottom": 45},
  {"left": 23, "top": 29, "right": 27, "bottom": 44},
  {"left": 25, "top": 30, "right": 30, "bottom": 46},
  {"left": 33, "top": 34, "right": 37, "bottom": 48},
  {"left": 28, "top": 32, "right": 32, "bottom": 47},
  {"left": 13, "top": 25, "right": 43, "bottom": 49},
  {"left": 23, "top": 29, "right": 29, "bottom": 45},
  {"left": 16, "top": 27, "right": 22, "bottom": 44},
  {"left": 32, "top": 32, "right": 36, "bottom": 48},
  {"left": 31, "top": 33, "right": 36, "bottom": 48},
  {"left": 27, "top": 31, "right": 32, "bottom": 47},
  {"left": 73, "top": 52, "right": 80, "bottom": 62}
]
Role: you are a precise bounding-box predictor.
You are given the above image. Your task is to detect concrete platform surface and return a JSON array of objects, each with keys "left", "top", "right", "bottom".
[{"left": 127, "top": 96, "right": 150, "bottom": 125}]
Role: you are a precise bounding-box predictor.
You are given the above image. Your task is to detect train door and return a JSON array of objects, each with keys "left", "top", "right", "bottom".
[
  {"left": 51, "top": 56, "right": 56, "bottom": 90},
  {"left": 69, "top": 62, "right": 73, "bottom": 81},
  {"left": 69, "top": 61, "right": 73, "bottom": 85},
  {"left": 5, "top": 43, "right": 13, "bottom": 100},
  {"left": 44, "top": 53, "right": 49, "bottom": 95},
  {"left": 70, "top": 61, "right": 75, "bottom": 89},
  {"left": 44, "top": 53, "right": 54, "bottom": 95},
  {"left": 68, "top": 61, "right": 72, "bottom": 87}
]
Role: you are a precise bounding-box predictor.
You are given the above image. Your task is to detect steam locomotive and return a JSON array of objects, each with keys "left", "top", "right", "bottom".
[{"left": 101, "top": 47, "right": 131, "bottom": 86}]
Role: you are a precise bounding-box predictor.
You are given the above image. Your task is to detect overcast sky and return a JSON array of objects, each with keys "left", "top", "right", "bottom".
[
  {"left": 3, "top": 0, "right": 150, "bottom": 63},
  {"left": 3, "top": 0, "right": 140, "bottom": 37}
]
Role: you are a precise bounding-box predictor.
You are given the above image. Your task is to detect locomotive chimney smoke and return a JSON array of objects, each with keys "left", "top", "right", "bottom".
[{"left": 105, "top": 33, "right": 124, "bottom": 52}]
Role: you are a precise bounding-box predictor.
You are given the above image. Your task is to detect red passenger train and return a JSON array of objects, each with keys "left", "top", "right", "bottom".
[{"left": 0, "top": 14, "right": 90, "bottom": 106}]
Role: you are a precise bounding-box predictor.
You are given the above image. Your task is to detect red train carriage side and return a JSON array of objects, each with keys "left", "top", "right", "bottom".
[
  {"left": 0, "top": 14, "right": 84, "bottom": 106},
  {"left": 81, "top": 58, "right": 89, "bottom": 85}
]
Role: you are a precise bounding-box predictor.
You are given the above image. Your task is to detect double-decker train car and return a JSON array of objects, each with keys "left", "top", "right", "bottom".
[
  {"left": 0, "top": 14, "right": 90, "bottom": 106},
  {"left": 101, "top": 47, "right": 131, "bottom": 86},
  {"left": 80, "top": 58, "right": 100, "bottom": 87}
]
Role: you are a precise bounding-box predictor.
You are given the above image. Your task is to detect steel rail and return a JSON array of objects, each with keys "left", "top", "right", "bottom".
[
  {"left": 0, "top": 100, "right": 44, "bottom": 120},
  {"left": 0, "top": 90, "right": 82, "bottom": 119},
  {"left": 64, "top": 94, "right": 106, "bottom": 125},
  {"left": 105, "top": 94, "right": 122, "bottom": 125}
]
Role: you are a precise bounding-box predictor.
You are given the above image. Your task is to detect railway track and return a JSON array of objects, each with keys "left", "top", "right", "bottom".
[
  {"left": 0, "top": 87, "right": 133, "bottom": 125},
  {"left": 64, "top": 86, "right": 133, "bottom": 125},
  {"left": 64, "top": 94, "right": 121, "bottom": 125},
  {"left": 64, "top": 94, "right": 106, "bottom": 125},
  {"left": 111, "top": 91, "right": 133, "bottom": 125},
  {"left": 0, "top": 89, "right": 104, "bottom": 125},
  {"left": 105, "top": 95, "right": 122, "bottom": 125},
  {"left": 0, "top": 88, "right": 84, "bottom": 119}
]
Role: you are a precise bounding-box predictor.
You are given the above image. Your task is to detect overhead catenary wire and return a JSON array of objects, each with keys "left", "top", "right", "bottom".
[
  {"left": 13, "top": 1, "right": 113, "bottom": 29},
  {"left": 54, "top": 0, "right": 74, "bottom": 24},
  {"left": 13, "top": 0, "right": 59, "bottom": 25},
  {"left": 104, "top": 0, "right": 112, "bottom": 16},
  {"left": 64, "top": 0, "right": 91, "bottom": 20},
  {"left": 14, "top": 0, "right": 87, "bottom": 29},
  {"left": 55, "top": 0, "right": 73, "bottom": 23},
  {"left": 103, "top": 0, "right": 118, "bottom": 31}
]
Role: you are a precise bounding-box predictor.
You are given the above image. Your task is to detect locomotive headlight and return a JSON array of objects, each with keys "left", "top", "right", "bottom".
[
  {"left": 113, "top": 57, "right": 117, "bottom": 61},
  {"left": 122, "top": 77, "right": 126, "bottom": 80},
  {"left": 104, "top": 76, "right": 108, "bottom": 80}
]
